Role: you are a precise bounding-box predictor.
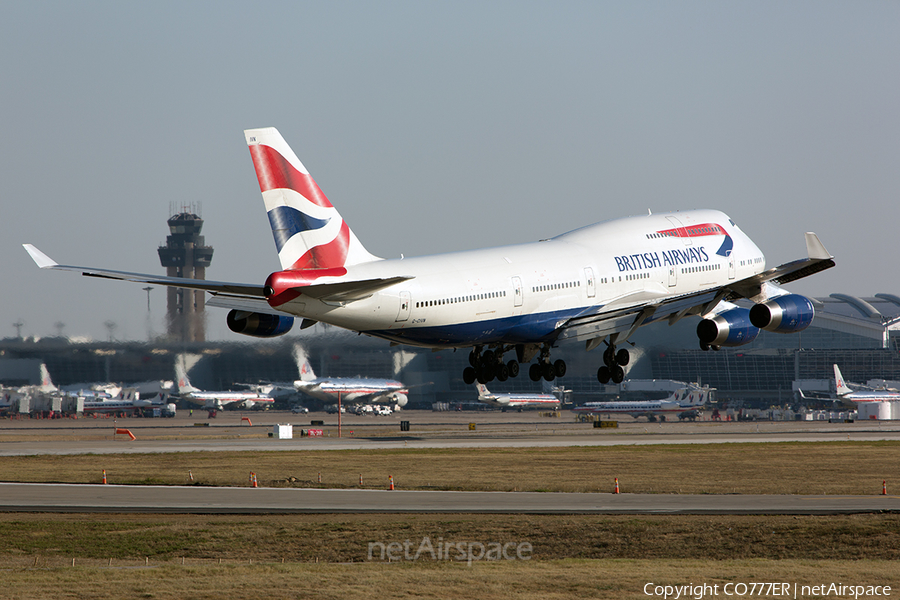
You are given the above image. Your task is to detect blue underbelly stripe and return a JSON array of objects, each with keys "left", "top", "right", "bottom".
[{"left": 364, "top": 307, "right": 585, "bottom": 346}]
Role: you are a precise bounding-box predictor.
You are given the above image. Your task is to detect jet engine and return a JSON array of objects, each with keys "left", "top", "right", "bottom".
[
  {"left": 696, "top": 307, "right": 760, "bottom": 350},
  {"left": 226, "top": 310, "right": 294, "bottom": 338},
  {"left": 749, "top": 294, "right": 815, "bottom": 333},
  {"left": 389, "top": 392, "right": 409, "bottom": 408}
]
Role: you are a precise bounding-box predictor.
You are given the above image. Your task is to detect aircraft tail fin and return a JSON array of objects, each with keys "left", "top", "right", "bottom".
[
  {"left": 174, "top": 355, "right": 200, "bottom": 394},
  {"left": 834, "top": 364, "right": 853, "bottom": 396},
  {"left": 245, "top": 127, "right": 380, "bottom": 271},
  {"left": 293, "top": 344, "right": 317, "bottom": 381},
  {"left": 475, "top": 383, "right": 490, "bottom": 398},
  {"left": 39, "top": 364, "right": 56, "bottom": 392}
]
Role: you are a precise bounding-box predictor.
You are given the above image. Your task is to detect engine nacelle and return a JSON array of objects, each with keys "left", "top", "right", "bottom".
[
  {"left": 696, "top": 307, "right": 760, "bottom": 348},
  {"left": 226, "top": 310, "right": 294, "bottom": 338},
  {"left": 749, "top": 294, "right": 815, "bottom": 333},
  {"left": 390, "top": 392, "right": 408, "bottom": 408}
]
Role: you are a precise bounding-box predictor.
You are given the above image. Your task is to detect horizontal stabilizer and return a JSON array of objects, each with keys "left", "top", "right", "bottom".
[{"left": 296, "top": 276, "right": 413, "bottom": 303}]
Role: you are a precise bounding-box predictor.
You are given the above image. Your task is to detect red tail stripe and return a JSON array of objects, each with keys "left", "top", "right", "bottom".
[
  {"left": 289, "top": 221, "right": 352, "bottom": 270},
  {"left": 249, "top": 144, "right": 333, "bottom": 208}
]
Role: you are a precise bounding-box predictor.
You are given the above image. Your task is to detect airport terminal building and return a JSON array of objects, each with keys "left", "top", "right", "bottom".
[{"left": 3, "top": 292, "right": 900, "bottom": 410}]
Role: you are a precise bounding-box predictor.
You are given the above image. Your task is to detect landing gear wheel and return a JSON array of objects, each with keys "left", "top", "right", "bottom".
[
  {"left": 507, "top": 360, "right": 520, "bottom": 378},
  {"left": 553, "top": 359, "right": 567, "bottom": 378},
  {"left": 615, "top": 349, "right": 630, "bottom": 366},
  {"left": 479, "top": 360, "right": 495, "bottom": 381},
  {"left": 699, "top": 341, "right": 710, "bottom": 351},
  {"left": 542, "top": 362, "right": 556, "bottom": 382},
  {"left": 496, "top": 363, "right": 509, "bottom": 382},
  {"left": 611, "top": 365, "right": 625, "bottom": 384},
  {"left": 597, "top": 366, "right": 611, "bottom": 384},
  {"left": 603, "top": 346, "right": 615, "bottom": 368},
  {"left": 529, "top": 363, "right": 543, "bottom": 382},
  {"left": 463, "top": 367, "right": 477, "bottom": 385}
]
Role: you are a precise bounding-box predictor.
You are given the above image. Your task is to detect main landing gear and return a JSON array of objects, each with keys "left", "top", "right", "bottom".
[
  {"left": 462, "top": 344, "right": 565, "bottom": 384},
  {"left": 597, "top": 342, "right": 629, "bottom": 384},
  {"left": 527, "top": 344, "right": 566, "bottom": 382}
]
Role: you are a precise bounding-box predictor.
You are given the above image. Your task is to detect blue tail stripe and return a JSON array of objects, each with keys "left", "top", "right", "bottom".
[{"left": 267, "top": 206, "right": 330, "bottom": 253}]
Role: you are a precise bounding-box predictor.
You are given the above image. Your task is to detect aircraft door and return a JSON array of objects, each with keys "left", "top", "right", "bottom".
[
  {"left": 668, "top": 266, "right": 677, "bottom": 287},
  {"left": 512, "top": 276, "right": 524, "bottom": 307},
  {"left": 396, "top": 292, "right": 411, "bottom": 322},
  {"left": 584, "top": 267, "right": 596, "bottom": 298},
  {"left": 728, "top": 257, "right": 735, "bottom": 280}
]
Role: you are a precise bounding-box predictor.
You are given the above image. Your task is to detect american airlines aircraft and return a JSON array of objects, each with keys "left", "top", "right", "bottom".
[
  {"left": 474, "top": 382, "right": 561, "bottom": 410},
  {"left": 175, "top": 355, "right": 274, "bottom": 411},
  {"left": 572, "top": 386, "right": 711, "bottom": 421},
  {"left": 833, "top": 364, "right": 900, "bottom": 405},
  {"left": 23, "top": 127, "right": 834, "bottom": 386},
  {"left": 293, "top": 345, "right": 411, "bottom": 407}
]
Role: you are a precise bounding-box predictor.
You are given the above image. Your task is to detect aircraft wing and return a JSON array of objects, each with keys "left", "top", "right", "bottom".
[
  {"left": 557, "top": 232, "right": 834, "bottom": 345},
  {"left": 24, "top": 244, "right": 413, "bottom": 307},
  {"left": 23, "top": 244, "right": 266, "bottom": 297}
]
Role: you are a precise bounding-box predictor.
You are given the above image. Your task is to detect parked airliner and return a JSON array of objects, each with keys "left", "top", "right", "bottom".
[
  {"left": 572, "top": 386, "right": 711, "bottom": 421},
  {"left": 833, "top": 364, "right": 900, "bottom": 405},
  {"left": 175, "top": 355, "right": 274, "bottom": 410},
  {"left": 474, "top": 382, "right": 561, "bottom": 410},
  {"left": 293, "top": 345, "right": 411, "bottom": 407},
  {"left": 24, "top": 127, "right": 834, "bottom": 385}
]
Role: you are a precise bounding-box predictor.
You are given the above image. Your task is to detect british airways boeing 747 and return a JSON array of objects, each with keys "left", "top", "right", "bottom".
[{"left": 24, "top": 127, "right": 834, "bottom": 385}]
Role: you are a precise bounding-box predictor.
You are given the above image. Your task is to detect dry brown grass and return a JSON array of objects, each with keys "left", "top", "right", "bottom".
[
  {"left": 0, "top": 559, "right": 898, "bottom": 600},
  {"left": 3, "top": 441, "right": 900, "bottom": 597},
  {"left": 1, "top": 513, "right": 899, "bottom": 563},
  {"left": 0, "top": 442, "right": 898, "bottom": 494}
]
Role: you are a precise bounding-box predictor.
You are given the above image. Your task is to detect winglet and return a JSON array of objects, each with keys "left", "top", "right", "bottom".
[
  {"left": 23, "top": 244, "right": 58, "bottom": 269},
  {"left": 804, "top": 233, "right": 832, "bottom": 261}
]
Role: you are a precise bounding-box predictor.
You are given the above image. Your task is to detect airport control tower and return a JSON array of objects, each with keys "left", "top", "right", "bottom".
[{"left": 157, "top": 207, "right": 214, "bottom": 342}]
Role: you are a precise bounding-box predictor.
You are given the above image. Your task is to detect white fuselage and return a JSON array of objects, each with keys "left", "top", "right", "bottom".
[
  {"left": 476, "top": 392, "right": 561, "bottom": 409},
  {"left": 295, "top": 378, "right": 407, "bottom": 406},
  {"left": 269, "top": 210, "right": 766, "bottom": 347}
]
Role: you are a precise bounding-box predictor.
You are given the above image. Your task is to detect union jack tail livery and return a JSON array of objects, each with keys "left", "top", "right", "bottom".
[{"left": 245, "top": 127, "right": 380, "bottom": 271}]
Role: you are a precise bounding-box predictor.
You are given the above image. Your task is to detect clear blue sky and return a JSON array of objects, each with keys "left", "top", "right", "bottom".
[{"left": 2, "top": 1, "right": 898, "bottom": 341}]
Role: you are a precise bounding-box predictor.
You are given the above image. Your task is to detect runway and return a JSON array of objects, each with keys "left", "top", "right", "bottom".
[
  {"left": 2, "top": 482, "right": 898, "bottom": 515},
  {"left": 3, "top": 413, "right": 899, "bottom": 516}
]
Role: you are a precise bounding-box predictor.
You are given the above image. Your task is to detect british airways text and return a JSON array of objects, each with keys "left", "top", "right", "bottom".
[{"left": 615, "top": 247, "right": 710, "bottom": 272}]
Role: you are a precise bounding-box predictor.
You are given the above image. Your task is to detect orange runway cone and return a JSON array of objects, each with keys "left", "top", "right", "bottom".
[
  {"left": 102, "top": 470, "right": 107, "bottom": 485},
  {"left": 359, "top": 474, "right": 363, "bottom": 486},
  {"left": 250, "top": 472, "right": 258, "bottom": 488},
  {"left": 389, "top": 475, "right": 394, "bottom": 491},
  {"left": 614, "top": 478, "right": 619, "bottom": 494},
  {"left": 883, "top": 480, "right": 887, "bottom": 496},
  {"left": 189, "top": 470, "right": 194, "bottom": 482},
  {"left": 318, "top": 472, "right": 322, "bottom": 484}
]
